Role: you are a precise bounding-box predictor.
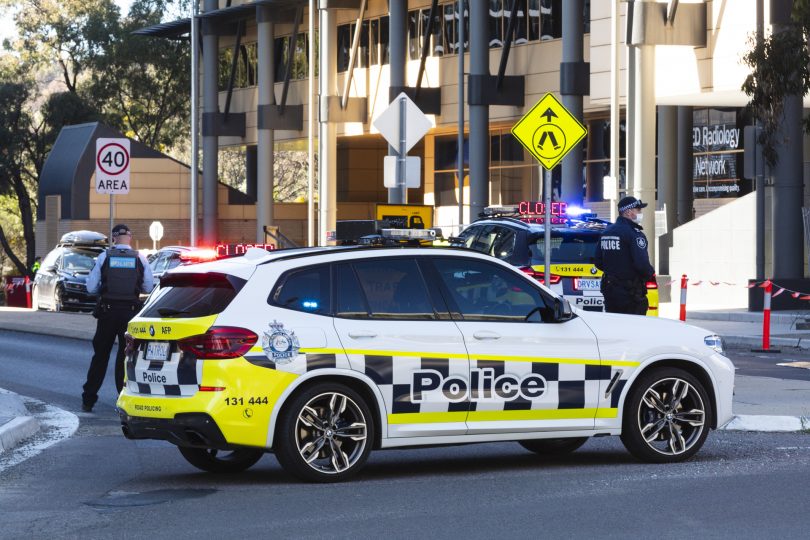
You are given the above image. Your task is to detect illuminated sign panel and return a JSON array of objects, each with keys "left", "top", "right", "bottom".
[
  {"left": 518, "top": 201, "right": 568, "bottom": 224},
  {"left": 215, "top": 243, "right": 276, "bottom": 258}
]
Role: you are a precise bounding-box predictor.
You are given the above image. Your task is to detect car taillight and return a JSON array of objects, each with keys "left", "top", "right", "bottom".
[
  {"left": 519, "top": 266, "right": 561, "bottom": 284},
  {"left": 124, "top": 333, "right": 140, "bottom": 356},
  {"left": 177, "top": 326, "right": 258, "bottom": 359}
]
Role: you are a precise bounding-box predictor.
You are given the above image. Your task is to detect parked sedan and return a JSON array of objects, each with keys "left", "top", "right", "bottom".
[{"left": 33, "top": 244, "right": 105, "bottom": 311}]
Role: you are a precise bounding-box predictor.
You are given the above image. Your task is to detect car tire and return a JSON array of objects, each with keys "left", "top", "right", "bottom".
[
  {"left": 274, "top": 382, "right": 374, "bottom": 483},
  {"left": 177, "top": 446, "right": 264, "bottom": 473},
  {"left": 52, "top": 285, "right": 63, "bottom": 312},
  {"left": 31, "top": 285, "right": 40, "bottom": 310},
  {"left": 519, "top": 437, "right": 588, "bottom": 456},
  {"left": 620, "top": 367, "right": 712, "bottom": 463}
]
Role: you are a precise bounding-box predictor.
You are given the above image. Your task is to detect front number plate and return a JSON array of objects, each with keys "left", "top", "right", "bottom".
[
  {"left": 145, "top": 341, "right": 171, "bottom": 361},
  {"left": 578, "top": 278, "right": 601, "bottom": 291}
]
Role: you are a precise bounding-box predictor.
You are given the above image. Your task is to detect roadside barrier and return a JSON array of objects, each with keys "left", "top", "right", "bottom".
[
  {"left": 24, "top": 276, "right": 31, "bottom": 309},
  {"left": 760, "top": 280, "right": 773, "bottom": 351},
  {"left": 679, "top": 274, "right": 688, "bottom": 322}
]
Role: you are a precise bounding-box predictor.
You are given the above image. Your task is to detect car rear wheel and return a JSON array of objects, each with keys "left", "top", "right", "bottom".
[
  {"left": 274, "top": 383, "right": 373, "bottom": 483},
  {"left": 519, "top": 437, "right": 588, "bottom": 456},
  {"left": 620, "top": 367, "right": 711, "bottom": 463},
  {"left": 178, "top": 446, "right": 264, "bottom": 473}
]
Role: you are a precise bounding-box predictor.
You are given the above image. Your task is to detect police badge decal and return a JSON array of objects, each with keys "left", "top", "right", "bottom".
[
  {"left": 262, "top": 320, "right": 300, "bottom": 364},
  {"left": 636, "top": 237, "right": 647, "bottom": 249}
]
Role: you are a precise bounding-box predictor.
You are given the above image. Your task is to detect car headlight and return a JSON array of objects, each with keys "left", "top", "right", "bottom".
[{"left": 704, "top": 334, "right": 724, "bottom": 354}]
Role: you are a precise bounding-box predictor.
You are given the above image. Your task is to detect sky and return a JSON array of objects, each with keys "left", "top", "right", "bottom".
[{"left": 1, "top": 1, "right": 135, "bottom": 45}]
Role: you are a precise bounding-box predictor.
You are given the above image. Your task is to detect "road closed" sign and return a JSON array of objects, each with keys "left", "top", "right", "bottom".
[{"left": 95, "top": 138, "right": 131, "bottom": 195}]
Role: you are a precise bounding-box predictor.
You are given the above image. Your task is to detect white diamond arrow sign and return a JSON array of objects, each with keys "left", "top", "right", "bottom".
[{"left": 373, "top": 92, "right": 431, "bottom": 155}]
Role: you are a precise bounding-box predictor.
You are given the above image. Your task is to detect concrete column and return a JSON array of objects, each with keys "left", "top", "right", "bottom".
[
  {"left": 771, "top": 93, "right": 805, "bottom": 278},
  {"left": 469, "top": 0, "right": 489, "bottom": 218},
  {"left": 631, "top": 32, "right": 656, "bottom": 267},
  {"left": 202, "top": 0, "right": 219, "bottom": 244},
  {"left": 318, "top": 6, "right": 337, "bottom": 245},
  {"left": 626, "top": 45, "right": 635, "bottom": 197},
  {"left": 657, "top": 105, "right": 678, "bottom": 274},
  {"left": 257, "top": 7, "right": 275, "bottom": 242},
  {"left": 676, "top": 106, "right": 693, "bottom": 225},
  {"left": 586, "top": 120, "right": 605, "bottom": 202},
  {"left": 561, "top": 0, "right": 585, "bottom": 205},
  {"left": 388, "top": 0, "right": 407, "bottom": 204}
]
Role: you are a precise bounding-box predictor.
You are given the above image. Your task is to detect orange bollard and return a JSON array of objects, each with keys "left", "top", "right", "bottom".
[
  {"left": 679, "top": 274, "right": 688, "bottom": 322},
  {"left": 762, "top": 280, "right": 772, "bottom": 350},
  {"left": 24, "top": 276, "right": 32, "bottom": 309}
]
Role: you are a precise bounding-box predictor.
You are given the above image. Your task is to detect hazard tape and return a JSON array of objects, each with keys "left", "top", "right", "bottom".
[{"left": 673, "top": 277, "right": 810, "bottom": 300}]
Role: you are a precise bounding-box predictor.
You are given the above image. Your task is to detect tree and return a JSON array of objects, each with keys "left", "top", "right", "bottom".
[
  {"left": 1, "top": 0, "right": 121, "bottom": 94},
  {"left": 87, "top": 0, "right": 191, "bottom": 151},
  {"left": 741, "top": 2, "right": 810, "bottom": 167}
]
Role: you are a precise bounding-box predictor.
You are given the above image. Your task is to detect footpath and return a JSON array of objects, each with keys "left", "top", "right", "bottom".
[{"left": 1, "top": 304, "right": 809, "bottom": 457}]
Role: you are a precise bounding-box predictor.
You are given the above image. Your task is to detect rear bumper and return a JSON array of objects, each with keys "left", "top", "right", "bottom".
[{"left": 118, "top": 410, "right": 234, "bottom": 450}]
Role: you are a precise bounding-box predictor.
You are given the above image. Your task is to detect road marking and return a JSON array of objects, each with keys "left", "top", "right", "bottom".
[
  {"left": 0, "top": 395, "right": 78, "bottom": 473},
  {"left": 777, "top": 361, "right": 810, "bottom": 370}
]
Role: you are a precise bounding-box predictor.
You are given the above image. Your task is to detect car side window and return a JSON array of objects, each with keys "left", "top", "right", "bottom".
[
  {"left": 456, "top": 226, "right": 480, "bottom": 249},
  {"left": 166, "top": 254, "right": 183, "bottom": 271},
  {"left": 431, "top": 257, "right": 552, "bottom": 322},
  {"left": 270, "top": 265, "right": 331, "bottom": 315},
  {"left": 42, "top": 250, "right": 60, "bottom": 269},
  {"left": 490, "top": 228, "right": 516, "bottom": 260},
  {"left": 151, "top": 253, "right": 170, "bottom": 274},
  {"left": 335, "top": 263, "right": 370, "bottom": 319},
  {"left": 470, "top": 225, "right": 498, "bottom": 253},
  {"left": 352, "top": 258, "right": 436, "bottom": 320}
]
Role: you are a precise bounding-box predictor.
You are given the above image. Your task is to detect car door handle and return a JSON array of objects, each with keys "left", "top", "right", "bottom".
[
  {"left": 348, "top": 331, "right": 377, "bottom": 339},
  {"left": 473, "top": 331, "right": 501, "bottom": 340}
]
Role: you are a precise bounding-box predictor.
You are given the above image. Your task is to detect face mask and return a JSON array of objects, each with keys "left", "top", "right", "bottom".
[{"left": 635, "top": 213, "right": 644, "bottom": 223}]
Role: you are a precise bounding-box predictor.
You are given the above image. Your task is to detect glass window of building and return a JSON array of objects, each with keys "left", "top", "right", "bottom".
[{"left": 692, "top": 107, "right": 749, "bottom": 199}]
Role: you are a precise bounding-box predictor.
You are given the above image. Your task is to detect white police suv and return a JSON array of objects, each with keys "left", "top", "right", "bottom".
[{"left": 117, "top": 245, "right": 734, "bottom": 482}]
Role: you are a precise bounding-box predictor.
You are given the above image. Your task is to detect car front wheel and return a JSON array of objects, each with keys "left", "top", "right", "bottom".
[
  {"left": 620, "top": 367, "right": 711, "bottom": 463},
  {"left": 274, "top": 383, "right": 373, "bottom": 483},
  {"left": 178, "top": 446, "right": 264, "bottom": 473}
]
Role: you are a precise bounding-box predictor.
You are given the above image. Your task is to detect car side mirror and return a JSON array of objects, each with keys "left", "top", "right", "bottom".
[{"left": 554, "top": 297, "right": 574, "bottom": 322}]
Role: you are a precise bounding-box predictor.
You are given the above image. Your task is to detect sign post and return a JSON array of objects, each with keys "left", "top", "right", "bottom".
[
  {"left": 95, "top": 138, "right": 131, "bottom": 244},
  {"left": 373, "top": 92, "right": 431, "bottom": 199},
  {"left": 512, "top": 93, "right": 587, "bottom": 287},
  {"left": 149, "top": 221, "right": 164, "bottom": 251}
]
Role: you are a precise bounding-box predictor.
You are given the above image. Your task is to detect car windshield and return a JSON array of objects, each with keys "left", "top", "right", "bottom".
[
  {"left": 529, "top": 233, "right": 598, "bottom": 264},
  {"left": 62, "top": 249, "right": 100, "bottom": 272}
]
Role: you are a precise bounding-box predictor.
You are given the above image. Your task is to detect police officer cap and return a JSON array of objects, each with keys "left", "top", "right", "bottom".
[
  {"left": 618, "top": 196, "right": 648, "bottom": 213},
  {"left": 111, "top": 224, "right": 131, "bottom": 236}
]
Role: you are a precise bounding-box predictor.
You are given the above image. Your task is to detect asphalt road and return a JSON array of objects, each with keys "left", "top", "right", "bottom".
[{"left": 1, "top": 331, "right": 810, "bottom": 538}]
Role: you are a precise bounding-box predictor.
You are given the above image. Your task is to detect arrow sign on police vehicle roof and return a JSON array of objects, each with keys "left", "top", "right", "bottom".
[
  {"left": 95, "top": 138, "right": 131, "bottom": 195},
  {"left": 373, "top": 92, "right": 431, "bottom": 155}
]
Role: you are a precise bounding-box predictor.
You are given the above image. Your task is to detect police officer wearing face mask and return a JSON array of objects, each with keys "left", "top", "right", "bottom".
[
  {"left": 594, "top": 197, "right": 655, "bottom": 315},
  {"left": 81, "top": 224, "right": 154, "bottom": 412}
]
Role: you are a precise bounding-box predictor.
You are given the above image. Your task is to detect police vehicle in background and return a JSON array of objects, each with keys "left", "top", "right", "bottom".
[
  {"left": 32, "top": 230, "right": 107, "bottom": 312},
  {"left": 450, "top": 203, "right": 659, "bottom": 316},
  {"left": 117, "top": 243, "right": 733, "bottom": 482}
]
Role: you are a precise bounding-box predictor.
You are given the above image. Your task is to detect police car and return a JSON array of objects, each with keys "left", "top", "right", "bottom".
[
  {"left": 451, "top": 204, "right": 659, "bottom": 316},
  {"left": 117, "top": 245, "right": 733, "bottom": 482}
]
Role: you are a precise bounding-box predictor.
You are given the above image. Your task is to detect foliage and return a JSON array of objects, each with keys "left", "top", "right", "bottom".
[
  {"left": 741, "top": 2, "right": 810, "bottom": 167},
  {"left": 0, "top": 0, "right": 190, "bottom": 274}
]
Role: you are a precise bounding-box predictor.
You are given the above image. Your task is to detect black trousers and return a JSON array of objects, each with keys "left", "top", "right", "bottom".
[
  {"left": 82, "top": 305, "right": 137, "bottom": 407},
  {"left": 602, "top": 278, "right": 649, "bottom": 316}
]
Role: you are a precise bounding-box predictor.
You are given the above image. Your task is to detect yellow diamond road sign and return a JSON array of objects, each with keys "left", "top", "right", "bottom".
[{"left": 511, "top": 92, "right": 587, "bottom": 171}]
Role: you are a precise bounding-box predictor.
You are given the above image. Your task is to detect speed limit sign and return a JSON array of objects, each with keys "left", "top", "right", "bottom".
[{"left": 95, "top": 138, "right": 131, "bottom": 195}]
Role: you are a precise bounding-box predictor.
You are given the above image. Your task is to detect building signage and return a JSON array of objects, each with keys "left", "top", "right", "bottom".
[{"left": 691, "top": 108, "right": 749, "bottom": 199}]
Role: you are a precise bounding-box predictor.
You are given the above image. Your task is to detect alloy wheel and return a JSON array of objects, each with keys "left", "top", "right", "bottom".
[
  {"left": 294, "top": 392, "right": 368, "bottom": 475},
  {"left": 636, "top": 377, "right": 706, "bottom": 456}
]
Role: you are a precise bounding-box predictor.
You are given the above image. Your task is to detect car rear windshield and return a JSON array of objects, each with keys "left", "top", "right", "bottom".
[
  {"left": 529, "top": 233, "right": 598, "bottom": 264},
  {"left": 141, "top": 272, "right": 246, "bottom": 319}
]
